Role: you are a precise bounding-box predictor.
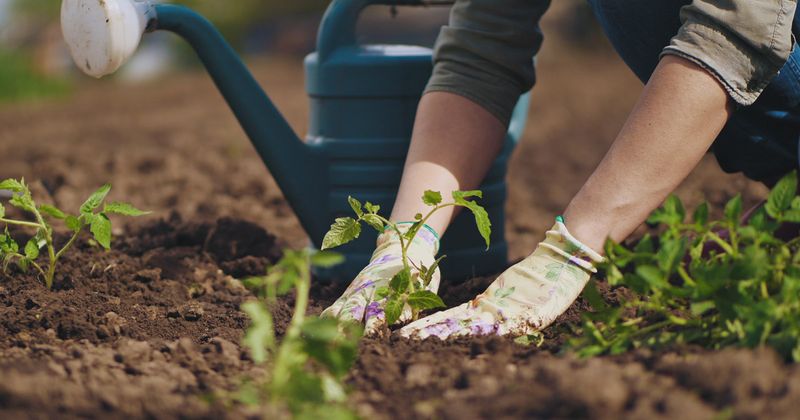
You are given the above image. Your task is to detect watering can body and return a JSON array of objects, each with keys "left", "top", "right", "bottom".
[{"left": 60, "top": 0, "right": 530, "bottom": 281}]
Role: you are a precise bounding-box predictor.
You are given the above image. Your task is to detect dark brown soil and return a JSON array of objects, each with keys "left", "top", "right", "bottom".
[
  {"left": 3, "top": 221, "right": 800, "bottom": 419},
  {"left": 1, "top": 2, "right": 796, "bottom": 418}
]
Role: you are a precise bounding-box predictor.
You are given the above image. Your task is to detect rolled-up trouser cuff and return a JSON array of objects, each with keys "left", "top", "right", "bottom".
[{"left": 661, "top": 20, "right": 792, "bottom": 106}]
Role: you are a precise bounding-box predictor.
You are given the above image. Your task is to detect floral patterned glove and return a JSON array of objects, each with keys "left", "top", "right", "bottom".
[
  {"left": 320, "top": 222, "right": 440, "bottom": 335},
  {"left": 399, "top": 217, "right": 603, "bottom": 340}
]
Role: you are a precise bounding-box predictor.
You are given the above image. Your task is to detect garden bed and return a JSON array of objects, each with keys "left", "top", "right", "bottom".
[
  {"left": 1, "top": 33, "right": 796, "bottom": 419},
  {"left": 2, "top": 217, "right": 799, "bottom": 419}
]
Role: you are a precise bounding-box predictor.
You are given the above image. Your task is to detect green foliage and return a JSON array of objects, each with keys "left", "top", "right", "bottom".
[
  {"left": 323, "top": 190, "right": 491, "bottom": 324},
  {"left": 570, "top": 171, "right": 800, "bottom": 361},
  {"left": 0, "top": 179, "right": 148, "bottom": 288},
  {"left": 238, "top": 250, "right": 361, "bottom": 418},
  {"left": 0, "top": 49, "right": 70, "bottom": 103}
]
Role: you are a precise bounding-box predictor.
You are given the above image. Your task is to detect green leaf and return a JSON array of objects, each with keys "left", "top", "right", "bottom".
[
  {"left": 103, "top": 202, "right": 149, "bottom": 217},
  {"left": 766, "top": 171, "right": 797, "bottom": 217},
  {"left": 90, "top": 213, "right": 112, "bottom": 249},
  {"left": 301, "top": 318, "right": 362, "bottom": 378},
  {"left": 452, "top": 191, "right": 491, "bottom": 249},
  {"left": 514, "top": 333, "right": 544, "bottom": 347},
  {"left": 452, "top": 190, "right": 483, "bottom": 200},
  {"left": 301, "top": 316, "right": 342, "bottom": 343},
  {"left": 582, "top": 281, "right": 609, "bottom": 311},
  {"left": 389, "top": 268, "right": 410, "bottom": 293},
  {"left": 24, "top": 238, "right": 39, "bottom": 260},
  {"left": 402, "top": 221, "right": 422, "bottom": 241},
  {"left": 422, "top": 190, "right": 442, "bottom": 206},
  {"left": 17, "top": 257, "right": 29, "bottom": 272},
  {"left": 347, "top": 196, "right": 363, "bottom": 218},
  {"left": 364, "top": 202, "right": 380, "bottom": 214},
  {"left": 65, "top": 215, "right": 82, "bottom": 232},
  {"left": 39, "top": 204, "right": 65, "bottom": 219},
  {"left": 724, "top": 194, "right": 743, "bottom": 224},
  {"left": 0, "top": 202, "right": 4, "bottom": 218},
  {"left": 384, "top": 297, "right": 404, "bottom": 325},
  {"left": 374, "top": 286, "right": 391, "bottom": 300},
  {"left": 361, "top": 214, "right": 384, "bottom": 232},
  {"left": 782, "top": 209, "right": 800, "bottom": 223},
  {"left": 647, "top": 195, "right": 685, "bottom": 226},
  {"left": 80, "top": 184, "right": 111, "bottom": 215},
  {"left": 241, "top": 301, "right": 274, "bottom": 364},
  {"left": 0, "top": 232, "right": 18, "bottom": 254},
  {"left": 310, "top": 251, "right": 344, "bottom": 268},
  {"left": 0, "top": 179, "right": 25, "bottom": 192},
  {"left": 693, "top": 202, "right": 709, "bottom": 226},
  {"left": 690, "top": 301, "right": 715, "bottom": 316},
  {"left": 9, "top": 191, "right": 34, "bottom": 212},
  {"left": 321, "top": 217, "right": 361, "bottom": 250},
  {"left": 635, "top": 265, "right": 666, "bottom": 289},
  {"left": 407, "top": 290, "right": 446, "bottom": 310},
  {"left": 665, "top": 195, "right": 686, "bottom": 224},
  {"left": 656, "top": 236, "right": 687, "bottom": 274},
  {"left": 423, "top": 255, "right": 446, "bottom": 286}
]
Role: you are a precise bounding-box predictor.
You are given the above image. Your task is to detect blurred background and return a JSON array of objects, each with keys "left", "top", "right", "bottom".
[
  {"left": 0, "top": 0, "right": 762, "bottom": 260},
  {"left": 0, "top": 0, "right": 603, "bottom": 102}
]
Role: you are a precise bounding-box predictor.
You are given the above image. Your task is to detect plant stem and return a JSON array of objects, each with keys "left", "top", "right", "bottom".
[
  {"left": 29, "top": 206, "right": 56, "bottom": 289},
  {"left": 54, "top": 229, "right": 81, "bottom": 261},
  {"left": 8, "top": 252, "right": 46, "bottom": 278},
  {"left": 0, "top": 218, "right": 40, "bottom": 229},
  {"left": 706, "top": 231, "right": 736, "bottom": 256},
  {"left": 270, "top": 255, "right": 311, "bottom": 400},
  {"left": 375, "top": 215, "right": 409, "bottom": 271}
]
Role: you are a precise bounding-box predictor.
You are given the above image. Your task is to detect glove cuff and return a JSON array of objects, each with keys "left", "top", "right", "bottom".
[{"left": 539, "top": 218, "right": 605, "bottom": 274}]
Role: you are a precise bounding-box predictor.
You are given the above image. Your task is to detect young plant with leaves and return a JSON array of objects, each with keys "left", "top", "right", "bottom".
[
  {"left": 321, "top": 190, "right": 491, "bottom": 326},
  {"left": 238, "top": 250, "right": 362, "bottom": 419},
  {"left": 571, "top": 171, "right": 800, "bottom": 361},
  {"left": 0, "top": 179, "right": 148, "bottom": 288}
]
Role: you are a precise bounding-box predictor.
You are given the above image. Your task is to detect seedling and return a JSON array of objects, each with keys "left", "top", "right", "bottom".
[
  {"left": 238, "top": 250, "right": 362, "bottom": 419},
  {"left": 321, "top": 190, "right": 491, "bottom": 324},
  {"left": 0, "top": 179, "right": 148, "bottom": 288},
  {"left": 571, "top": 171, "right": 800, "bottom": 361}
]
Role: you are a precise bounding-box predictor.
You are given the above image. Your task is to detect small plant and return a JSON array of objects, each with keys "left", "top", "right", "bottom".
[
  {"left": 0, "top": 179, "right": 148, "bottom": 288},
  {"left": 238, "top": 250, "right": 362, "bottom": 419},
  {"left": 321, "top": 190, "right": 491, "bottom": 325},
  {"left": 570, "top": 171, "right": 800, "bottom": 361}
]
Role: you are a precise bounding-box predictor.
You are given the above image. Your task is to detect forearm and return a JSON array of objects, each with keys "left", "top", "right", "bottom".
[
  {"left": 563, "top": 55, "right": 733, "bottom": 252},
  {"left": 390, "top": 91, "right": 506, "bottom": 234}
]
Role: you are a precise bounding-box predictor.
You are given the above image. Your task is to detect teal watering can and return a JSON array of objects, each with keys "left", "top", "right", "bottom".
[{"left": 60, "top": 0, "right": 531, "bottom": 281}]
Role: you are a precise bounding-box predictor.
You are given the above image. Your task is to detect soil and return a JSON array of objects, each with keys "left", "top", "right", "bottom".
[{"left": 0, "top": 3, "right": 796, "bottom": 419}]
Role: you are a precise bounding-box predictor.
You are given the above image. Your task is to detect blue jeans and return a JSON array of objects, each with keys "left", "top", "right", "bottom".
[{"left": 588, "top": 0, "right": 800, "bottom": 184}]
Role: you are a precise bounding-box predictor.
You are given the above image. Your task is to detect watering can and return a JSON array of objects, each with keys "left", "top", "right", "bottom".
[{"left": 60, "top": 0, "right": 531, "bottom": 281}]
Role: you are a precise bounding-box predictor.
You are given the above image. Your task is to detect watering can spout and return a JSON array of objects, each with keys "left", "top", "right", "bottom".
[{"left": 61, "top": 0, "right": 326, "bottom": 237}]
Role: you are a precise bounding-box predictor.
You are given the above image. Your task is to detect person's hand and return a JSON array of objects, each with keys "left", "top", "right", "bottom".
[
  {"left": 321, "top": 223, "right": 440, "bottom": 335},
  {"left": 399, "top": 218, "right": 603, "bottom": 340}
]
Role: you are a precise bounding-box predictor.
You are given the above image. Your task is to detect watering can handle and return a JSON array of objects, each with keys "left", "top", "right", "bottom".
[{"left": 316, "top": 0, "right": 453, "bottom": 61}]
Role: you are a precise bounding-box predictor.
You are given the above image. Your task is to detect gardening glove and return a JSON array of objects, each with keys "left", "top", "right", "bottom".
[
  {"left": 320, "top": 222, "right": 440, "bottom": 335},
  {"left": 400, "top": 217, "right": 604, "bottom": 340}
]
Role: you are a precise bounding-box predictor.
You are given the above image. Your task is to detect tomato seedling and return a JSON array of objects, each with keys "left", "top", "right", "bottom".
[
  {"left": 0, "top": 179, "right": 148, "bottom": 288},
  {"left": 321, "top": 190, "right": 491, "bottom": 324},
  {"left": 571, "top": 171, "right": 800, "bottom": 361},
  {"left": 238, "top": 250, "right": 362, "bottom": 419}
]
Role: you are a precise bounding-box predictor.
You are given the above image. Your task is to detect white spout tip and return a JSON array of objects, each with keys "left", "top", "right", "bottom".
[{"left": 61, "top": 0, "right": 155, "bottom": 78}]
